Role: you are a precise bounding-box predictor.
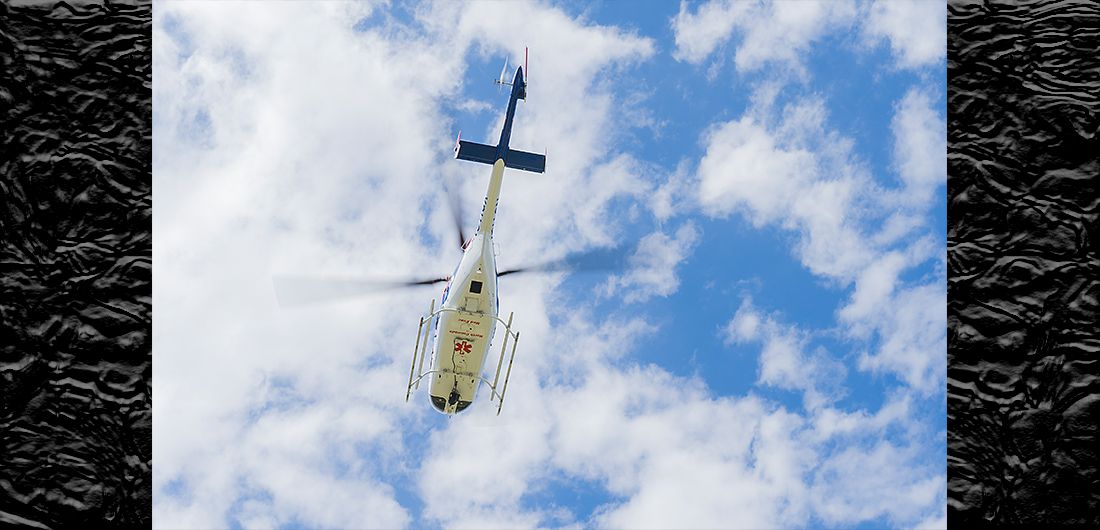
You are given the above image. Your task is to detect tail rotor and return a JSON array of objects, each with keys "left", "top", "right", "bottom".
[{"left": 494, "top": 57, "right": 509, "bottom": 93}]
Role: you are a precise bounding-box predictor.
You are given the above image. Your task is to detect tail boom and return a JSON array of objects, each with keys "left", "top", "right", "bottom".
[{"left": 478, "top": 159, "right": 507, "bottom": 235}]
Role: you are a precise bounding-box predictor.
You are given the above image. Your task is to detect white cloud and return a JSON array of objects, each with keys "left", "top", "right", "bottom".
[
  {"left": 525, "top": 314, "right": 942, "bottom": 529},
  {"left": 728, "top": 298, "right": 762, "bottom": 341},
  {"left": 913, "top": 507, "right": 949, "bottom": 529},
  {"left": 694, "top": 83, "right": 945, "bottom": 393},
  {"left": 647, "top": 159, "right": 694, "bottom": 224},
  {"left": 697, "top": 96, "right": 876, "bottom": 283},
  {"left": 670, "top": 0, "right": 751, "bottom": 64},
  {"left": 890, "top": 87, "right": 947, "bottom": 208},
  {"left": 672, "top": 0, "right": 858, "bottom": 77},
  {"left": 863, "top": 0, "right": 947, "bottom": 70},
  {"left": 567, "top": 154, "right": 655, "bottom": 247},
  {"left": 851, "top": 278, "right": 947, "bottom": 393},
  {"left": 730, "top": 0, "right": 857, "bottom": 76},
  {"left": 236, "top": 406, "right": 411, "bottom": 528},
  {"left": 809, "top": 440, "right": 945, "bottom": 526},
  {"left": 727, "top": 298, "right": 847, "bottom": 412},
  {"left": 601, "top": 222, "right": 700, "bottom": 303},
  {"left": 673, "top": 0, "right": 945, "bottom": 78},
  {"left": 697, "top": 115, "right": 817, "bottom": 225},
  {"left": 839, "top": 236, "right": 938, "bottom": 336}
]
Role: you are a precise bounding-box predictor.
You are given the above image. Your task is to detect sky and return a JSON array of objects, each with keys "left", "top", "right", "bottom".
[{"left": 152, "top": 1, "right": 947, "bottom": 528}]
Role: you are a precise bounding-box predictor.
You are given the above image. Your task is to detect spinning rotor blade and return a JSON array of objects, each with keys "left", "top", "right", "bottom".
[
  {"left": 497, "top": 242, "right": 637, "bottom": 278},
  {"left": 273, "top": 275, "right": 448, "bottom": 307},
  {"left": 443, "top": 174, "right": 467, "bottom": 250}
]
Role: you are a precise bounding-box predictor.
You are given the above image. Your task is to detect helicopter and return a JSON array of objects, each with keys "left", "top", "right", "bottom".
[
  {"left": 274, "top": 51, "right": 545, "bottom": 416},
  {"left": 407, "top": 52, "right": 546, "bottom": 415}
]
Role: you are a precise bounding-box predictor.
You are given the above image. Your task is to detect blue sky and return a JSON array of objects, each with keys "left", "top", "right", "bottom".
[{"left": 153, "top": 1, "right": 946, "bottom": 528}]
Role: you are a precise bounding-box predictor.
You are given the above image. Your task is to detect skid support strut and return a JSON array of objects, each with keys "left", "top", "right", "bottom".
[{"left": 406, "top": 299, "right": 434, "bottom": 402}]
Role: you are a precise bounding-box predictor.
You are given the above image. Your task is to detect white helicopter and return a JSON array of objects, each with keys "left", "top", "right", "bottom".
[
  {"left": 275, "top": 52, "right": 546, "bottom": 416},
  {"left": 408, "top": 53, "right": 546, "bottom": 415}
]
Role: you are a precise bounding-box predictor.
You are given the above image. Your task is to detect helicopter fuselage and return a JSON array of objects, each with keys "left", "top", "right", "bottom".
[{"left": 427, "top": 161, "right": 504, "bottom": 414}]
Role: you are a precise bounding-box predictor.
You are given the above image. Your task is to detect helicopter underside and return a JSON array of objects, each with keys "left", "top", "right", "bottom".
[{"left": 428, "top": 307, "right": 495, "bottom": 414}]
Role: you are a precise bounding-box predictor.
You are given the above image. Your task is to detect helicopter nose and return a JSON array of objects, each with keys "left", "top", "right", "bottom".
[{"left": 429, "top": 388, "right": 472, "bottom": 415}]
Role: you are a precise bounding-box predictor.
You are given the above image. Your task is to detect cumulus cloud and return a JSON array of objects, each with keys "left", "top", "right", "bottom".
[
  {"left": 697, "top": 96, "right": 877, "bottom": 283},
  {"left": 601, "top": 222, "right": 700, "bottom": 303},
  {"left": 672, "top": 0, "right": 858, "bottom": 76},
  {"left": 694, "top": 82, "right": 945, "bottom": 392},
  {"left": 727, "top": 298, "right": 847, "bottom": 411},
  {"left": 673, "top": 0, "right": 944, "bottom": 78},
  {"left": 670, "top": 0, "right": 751, "bottom": 64},
  {"left": 522, "top": 313, "right": 941, "bottom": 529},
  {"left": 889, "top": 87, "right": 948, "bottom": 208},
  {"left": 721, "top": 297, "right": 946, "bottom": 525},
  {"left": 697, "top": 116, "right": 818, "bottom": 225},
  {"left": 847, "top": 277, "right": 947, "bottom": 393},
  {"left": 729, "top": 0, "right": 858, "bottom": 75},
  {"left": 862, "top": 0, "right": 947, "bottom": 70},
  {"left": 809, "top": 440, "right": 944, "bottom": 525},
  {"left": 647, "top": 159, "right": 694, "bottom": 224}
]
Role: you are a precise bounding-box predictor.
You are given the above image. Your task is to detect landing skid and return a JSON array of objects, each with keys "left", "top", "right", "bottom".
[{"left": 406, "top": 299, "right": 521, "bottom": 415}]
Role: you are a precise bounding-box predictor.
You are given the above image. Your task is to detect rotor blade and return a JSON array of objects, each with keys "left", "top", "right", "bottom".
[
  {"left": 497, "top": 242, "right": 637, "bottom": 278},
  {"left": 440, "top": 170, "right": 466, "bottom": 249},
  {"left": 497, "top": 57, "right": 508, "bottom": 93},
  {"left": 444, "top": 176, "right": 467, "bottom": 250},
  {"left": 273, "top": 275, "right": 448, "bottom": 307}
]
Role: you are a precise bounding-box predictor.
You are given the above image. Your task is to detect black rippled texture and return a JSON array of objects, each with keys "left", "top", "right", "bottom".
[
  {"left": 1, "top": 0, "right": 150, "bottom": 527},
  {"left": 949, "top": 0, "right": 1100, "bottom": 524}
]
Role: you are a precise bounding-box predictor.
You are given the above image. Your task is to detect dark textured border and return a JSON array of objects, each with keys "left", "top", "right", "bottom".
[
  {"left": 948, "top": 0, "right": 1100, "bottom": 524},
  {"left": 1, "top": 0, "right": 151, "bottom": 527}
]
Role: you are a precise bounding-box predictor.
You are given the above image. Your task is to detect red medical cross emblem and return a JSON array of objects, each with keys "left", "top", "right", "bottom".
[{"left": 454, "top": 340, "right": 472, "bottom": 355}]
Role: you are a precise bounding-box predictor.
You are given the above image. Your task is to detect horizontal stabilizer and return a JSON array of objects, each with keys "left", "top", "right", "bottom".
[
  {"left": 455, "top": 140, "right": 546, "bottom": 173},
  {"left": 504, "top": 148, "right": 545, "bottom": 173},
  {"left": 454, "top": 140, "right": 497, "bottom": 165}
]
